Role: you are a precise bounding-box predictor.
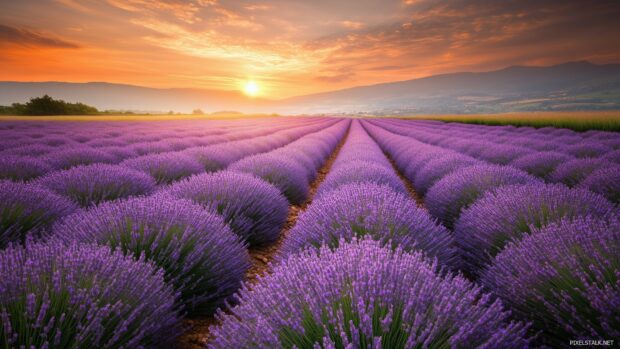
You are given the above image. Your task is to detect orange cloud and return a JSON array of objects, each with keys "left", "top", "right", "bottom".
[{"left": 0, "top": 24, "right": 80, "bottom": 49}]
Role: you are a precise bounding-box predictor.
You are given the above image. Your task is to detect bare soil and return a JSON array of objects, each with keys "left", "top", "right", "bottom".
[
  {"left": 176, "top": 125, "right": 350, "bottom": 349},
  {"left": 384, "top": 152, "right": 427, "bottom": 209}
]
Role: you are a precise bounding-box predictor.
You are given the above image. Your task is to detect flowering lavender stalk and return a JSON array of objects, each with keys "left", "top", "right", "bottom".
[
  {"left": 481, "top": 216, "right": 620, "bottom": 347},
  {"left": 0, "top": 181, "right": 77, "bottom": 248},
  {"left": 0, "top": 241, "right": 181, "bottom": 348},
  {"left": 280, "top": 182, "right": 456, "bottom": 266},
  {"left": 35, "top": 164, "right": 157, "bottom": 207},
  {"left": 210, "top": 238, "right": 530, "bottom": 348},
  {"left": 164, "top": 171, "right": 289, "bottom": 246},
  {"left": 425, "top": 164, "right": 538, "bottom": 229},
  {"left": 52, "top": 195, "right": 250, "bottom": 314},
  {"left": 455, "top": 183, "right": 617, "bottom": 277}
]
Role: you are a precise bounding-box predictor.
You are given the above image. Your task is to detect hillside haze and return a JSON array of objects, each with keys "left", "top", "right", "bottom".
[{"left": 2, "top": 61, "right": 620, "bottom": 114}]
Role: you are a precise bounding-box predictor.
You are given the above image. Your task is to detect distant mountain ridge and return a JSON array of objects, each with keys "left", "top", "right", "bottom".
[
  {"left": 278, "top": 61, "right": 620, "bottom": 114},
  {"left": 2, "top": 61, "right": 620, "bottom": 114}
]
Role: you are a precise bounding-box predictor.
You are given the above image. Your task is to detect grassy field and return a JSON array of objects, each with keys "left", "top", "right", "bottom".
[{"left": 402, "top": 111, "right": 620, "bottom": 132}]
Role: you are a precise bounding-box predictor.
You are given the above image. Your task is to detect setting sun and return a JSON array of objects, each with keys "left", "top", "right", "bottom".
[{"left": 243, "top": 81, "right": 260, "bottom": 97}]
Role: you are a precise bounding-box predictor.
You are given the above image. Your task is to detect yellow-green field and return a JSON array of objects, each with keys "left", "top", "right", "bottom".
[
  {"left": 3, "top": 111, "right": 620, "bottom": 132},
  {"left": 401, "top": 111, "right": 620, "bottom": 132}
]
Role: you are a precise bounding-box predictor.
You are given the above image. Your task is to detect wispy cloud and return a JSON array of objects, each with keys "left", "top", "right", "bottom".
[{"left": 0, "top": 24, "right": 80, "bottom": 48}]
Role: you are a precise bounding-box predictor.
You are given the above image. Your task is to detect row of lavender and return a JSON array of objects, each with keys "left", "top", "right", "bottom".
[
  {"left": 209, "top": 121, "right": 532, "bottom": 348},
  {"left": 0, "top": 119, "right": 350, "bottom": 347},
  {"left": 0, "top": 117, "right": 333, "bottom": 183},
  {"left": 364, "top": 120, "right": 619, "bottom": 346},
  {"left": 376, "top": 118, "right": 620, "bottom": 203},
  {"left": 1, "top": 118, "right": 342, "bottom": 248}
]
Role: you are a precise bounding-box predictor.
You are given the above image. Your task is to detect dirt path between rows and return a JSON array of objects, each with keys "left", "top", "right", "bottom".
[
  {"left": 384, "top": 153, "right": 427, "bottom": 209},
  {"left": 177, "top": 124, "right": 350, "bottom": 349}
]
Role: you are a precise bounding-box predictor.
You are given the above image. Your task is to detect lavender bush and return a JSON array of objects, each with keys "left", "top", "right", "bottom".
[
  {"left": 549, "top": 158, "right": 610, "bottom": 187},
  {"left": 52, "top": 195, "right": 250, "bottom": 314},
  {"left": 425, "top": 164, "right": 537, "bottom": 229},
  {"left": 0, "top": 156, "right": 52, "bottom": 181},
  {"left": 210, "top": 238, "right": 530, "bottom": 348},
  {"left": 280, "top": 183, "right": 457, "bottom": 266},
  {"left": 316, "top": 161, "right": 406, "bottom": 198},
  {"left": 578, "top": 166, "right": 620, "bottom": 203},
  {"left": 455, "top": 183, "right": 617, "bottom": 277},
  {"left": 45, "top": 147, "right": 117, "bottom": 170},
  {"left": 121, "top": 152, "right": 204, "bottom": 184},
  {"left": 510, "top": 151, "right": 574, "bottom": 180},
  {"left": 164, "top": 171, "right": 289, "bottom": 246},
  {"left": 0, "top": 241, "right": 181, "bottom": 348},
  {"left": 481, "top": 216, "right": 620, "bottom": 347},
  {"left": 602, "top": 149, "right": 620, "bottom": 164},
  {"left": 0, "top": 181, "right": 77, "bottom": 248},
  {"left": 229, "top": 154, "right": 310, "bottom": 204},
  {"left": 36, "top": 164, "right": 156, "bottom": 207},
  {"left": 563, "top": 142, "right": 611, "bottom": 158},
  {"left": 413, "top": 154, "right": 479, "bottom": 196}
]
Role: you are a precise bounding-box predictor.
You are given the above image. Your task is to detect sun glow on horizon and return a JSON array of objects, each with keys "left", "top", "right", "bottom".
[{"left": 243, "top": 80, "right": 260, "bottom": 97}]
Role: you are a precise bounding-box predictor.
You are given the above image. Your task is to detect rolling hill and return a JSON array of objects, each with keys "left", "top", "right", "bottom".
[{"left": 2, "top": 61, "right": 620, "bottom": 114}]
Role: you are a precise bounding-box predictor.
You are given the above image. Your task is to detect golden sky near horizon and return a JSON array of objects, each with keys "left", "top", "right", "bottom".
[{"left": 1, "top": 0, "right": 620, "bottom": 98}]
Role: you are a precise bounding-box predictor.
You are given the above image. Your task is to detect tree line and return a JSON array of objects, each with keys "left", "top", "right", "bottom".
[{"left": 0, "top": 95, "right": 99, "bottom": 115}]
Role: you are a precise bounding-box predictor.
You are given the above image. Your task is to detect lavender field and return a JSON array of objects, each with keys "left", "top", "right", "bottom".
[{"left": 0, "top": 117, "right": 618, "bottom": 348}]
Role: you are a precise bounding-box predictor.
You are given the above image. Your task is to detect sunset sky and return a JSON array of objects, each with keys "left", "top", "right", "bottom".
[{"left": 1, "top": 0, "right": 620, "bottom": 99}]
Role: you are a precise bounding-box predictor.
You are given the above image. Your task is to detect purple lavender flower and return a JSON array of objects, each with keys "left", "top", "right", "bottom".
[
  {"left": 578, "top": 166, "right": 620, "bottom": 203},
  {"left": 481, "top": 216, "right": 620, "bottom": 347},
  {"left": 425, "top": 164, "right": 537, "bottom": 229},
  {"left": 316, "top": 161, "right": 407, "bottom": 198},
  {"left": 510, "top": 151, "right": 574, "bottom": 180},
  {"left": 164, "top": 171, "right": 289, "bottom": 246},
  {"left": 121, "top": 151, "right": 204, "bottom": 184},
  {"left": 414, "top": 154, "right": 479, "bottom": 196},
  {"left": 52, "top": 195, "right": 250, "bottom": 314},
  {"left": 45, "top": 147, "right": 118, "bottom": 170},
  {"left": 210, "top": 238, "right": 530, "bottom": 348},
  {"left": 229, "top": 154, "right": 310, "bottom": 205},
  {"left": 0, "top": 181, "right": 77, "bottom": 248},
  {"left": 35, "top": 164, "right": 157, "bottom": 207},
  {"left": 549, "top": 158, "right": 610, "bottom": 187},
  {"left": 0, "top": 156, "right": 52, "bottom": 181},
  {"left": 0, "top": 241, "right": 181, "bottom": 348},
  {"left": 281, "top": 182, "right": 457, "bottom": 266},
  {"left": 455, "top": 183, "right": 617, "bottom": 277}
]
